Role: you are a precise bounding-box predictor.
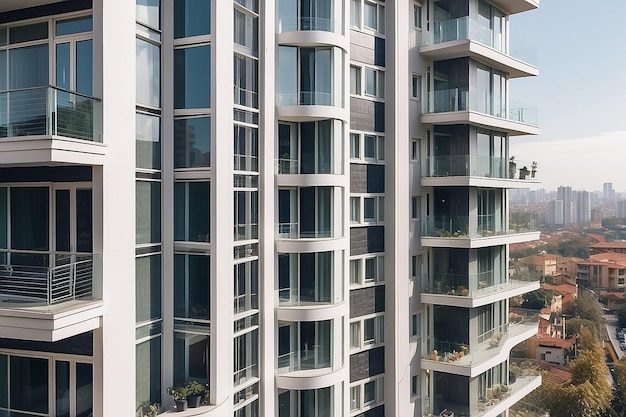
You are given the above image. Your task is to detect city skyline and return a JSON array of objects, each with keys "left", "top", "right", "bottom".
[{"left": 510, "top": 0, "right": 626, "bottom": 192}]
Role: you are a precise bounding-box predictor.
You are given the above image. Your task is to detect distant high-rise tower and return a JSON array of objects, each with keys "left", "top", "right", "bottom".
[
  {"left": 557, "top": 186, "right": 574, "bottom": 225},
  {"left": 604, "top": 182, "right": 615, "bottom": 201}
]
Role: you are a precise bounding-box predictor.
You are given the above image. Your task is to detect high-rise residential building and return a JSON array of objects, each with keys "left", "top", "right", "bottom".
[
  {"left": 0, "top": 1, "right": 541, "bottom": 416},
  {"left": 574, "top": 190, "right": 590, "bottom": 225},
  {"left": 547, "top": 199, "right": 564, "bottom": 226},
  {"left": 556, "top": 186, "right": 573, "bottom": 225},
  {"left": 603, "top": 182, "right": 615, "bottom": 201}
]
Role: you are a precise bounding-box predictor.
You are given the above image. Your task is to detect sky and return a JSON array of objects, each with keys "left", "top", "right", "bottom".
[{"left": 508, "top": 0, "right": 626, "bottom": 193}]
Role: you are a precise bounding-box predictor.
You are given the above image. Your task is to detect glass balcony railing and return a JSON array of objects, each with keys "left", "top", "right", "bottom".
[
  {"left": 277, "top": 348, "right": 331, "bottom": 373},
  {"left": 422, "top": 214, "right": 538, "bottom": 238},
  {"left": 276, "top": 223, "right": 334, "bottom": 239},
  {"left": 277, "top": 92, "right": 343, "bottom": 107},
  {"left": 421, "top": 272, "right": 538, "bottom": 299},
  {"left": 423, "top": 316, "right": 539, "bottom": 367},
  {"left": 0, "top": 250, "right": 101, "bottom": 312},
  {"left": 234, "top": 154, "right": 259, "bottom": 172},
  {"left": 426, "top": 87, "right": 538, "bottom": 126},
  {"left": 0, "top": 86, "right": 102, "bottom": 142},
  {"left": 234, "top": 85, "right": 259, "bottom": 109},
  {"left": 277, "top": 17, "right": 342, "bottom": 34},
  {"left": 278, "top": 288, "right": 332, "bottom": 306},
  {"left": 422, "top": 16, "right": 537, "bottom": 66},
  {"left": 276, "top": 158, "right": 343, "bottom": 175},
  {"left": 234, "top": 293, "right": 258, "bottom": 315},
  {"left": 234, "top": 223, "right": 259, "bottom": 241},
  {"left": 424, "top": 155, "right": 507, "bottom": 179}
]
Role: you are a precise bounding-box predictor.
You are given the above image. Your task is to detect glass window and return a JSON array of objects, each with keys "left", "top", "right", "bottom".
[
  {"left": 136, "top": 38, "right": 161, "bottom": 108},
  {"left": 174, "top": 253, "right": 210, "bottom": 320},
  {"left": 377, "top": 136, "right": 385, "bottom": 160},
  {"left": 350, "top": 259, "right": 360, "bottom": 284},
  {"left": 365, "top": 257, "right": 376, "bottom": 281},
  {"left": 136, "top": 336, "right": 161, "bottom": 405},
  {"left": 364, "top": 2, "right": 377, "bottom": 29},
  {"left": 137, "top": 0, "right": 161, "bottom": 29},
  {"left": 174, "top": 181, "right": 209, "bottom": 242},
  {"left": 174, "top": 117, "right": 211, "bottom": 168},
  {"left": 364, "top": 318, "right": 375, "bottom": 343},
  {"left": 364, "top": 381, "right": 376, "bottom": 404},
  {"left": 365, "top": 68, "right": 376, "bottom": 96},
  {"left": 350, "top": 385, "right": 360, "bottom": 410},
  {"left": 9, "top": 22, "right": 48, "bottom": 44},
  {"left": 234, "top": 9, "right": 258, "bottom": 53},
  {"left": 350, "top": 197, "right": 360, "bottom": 223},
  {"left": 10, "top": 356, "right": 48, "bottom": 414},
  {"left": 174, "top": 45, "right": 211, "bottom": 109},
  {"left": 413, "top": 4, "right": 422, "bottom": 29},
  {"left": 174, "top": 0, "right": 211, "bottom": 38},
  {"left": 411, "top": 139, "right": 419, "bottom": 160},
  {"left": 350, "top": 66, "right": 360, "bottom": 94},
  {"left": 136, "top": 112, "right": 161, "bottom": 170},
  {"left": 9, "top": 45, "right": 49, "bottom": 89},
  {"left": 364, "top": 198, "right": 375, "bottom": 221},
  {"left": 136, "top": 254, "right": 162, "bottom": 323},
  {"left": 350, "top": 133, "right": 360, "bottom": 159},
  {"left": 350, "top": 322, "right": 360, "bottom": 348},
  {"left": 56, "top": 16, "right": 93, "bottom": 36},
  {"left": 10, "top": 187, "right": 49, "bottom": 253},
  {"left": 378, "top": 197, "right": 385, "bottom": 221},
  {"left": 412, "top": 74, "right": 422, "bottom": 100},
  {"left": 174, "top": 333, "right": 209, "bottom": 384},
  {"left": 364, "top": 135, "right": 376, "bottom": 158},
  {"left": 411, "top": 196, "right": 420, "bottom": 219},
  {"left": 350, "top": 0, "right": 361, "bottom": 27},
  {"left": 136, "top": 181, "right": 161, "bottom": 244}
]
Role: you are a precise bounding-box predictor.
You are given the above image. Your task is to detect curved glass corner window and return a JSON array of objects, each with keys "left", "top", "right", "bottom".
[
  {"left": 174, "top": 181, "right": 210, "bottom": 242},
  {"left": 56, "top": 16, "right": 93, "bottom": 36},
  {"left": 278, "top": 0, "right": 333, "bottom": 33},
  {"left": 174, "top": 253, "right": 210, "bottom": 321},
  {"left": 174, "top": 0, "right": 211, "bottom": 38},
  {"left": 174, "top": 117, "right": 211, "bottom": 168},
  {"left": 174, "top": 45, "right": 211, "bottom": 109},
  {"left": 136, "top": 38, "right": 161, "bottom": 108}
]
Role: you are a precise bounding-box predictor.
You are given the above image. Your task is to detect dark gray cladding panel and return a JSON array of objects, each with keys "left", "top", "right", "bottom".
[
  {"left": 350, "top": 163, "right": 367, "bottom": 193},
  {"left": 350, "top": 285, "right": 385, "bottom": 319},
  {"left": 350, "top": 97, "right": 376, "bottom": 132},
  {"left": 350, "top": 226, "right": 385, "bottom": 256},
  {"left": 367, "top": 164, "right": 385, "bottom": 193},
  {"left": 350, "top": 346, "right": 385, "bottom": 382}
]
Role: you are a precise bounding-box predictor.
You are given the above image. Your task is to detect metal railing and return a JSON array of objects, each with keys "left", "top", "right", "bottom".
[
  {"left": 0, "top": 86, "right": 102, "bottom": 142},
  {"left": 0, "top": 252, "right": 95, "bottom": 308},
  {"left": 276, "top": 158, "right": 343, "bottom": 175},
  {"left": 234, "top": 154, "right": 259, "bottom": 172},
  {"left": 277, "top": 92, "right": 343, "bottom": 107},
  {"left": 277, "top": 288, "right": 332, "bottom": 306},
  {"left": 277, "top": 347, "right": 331, "bottom": 373},
  {"left": 234, "top": 85, "right": 259, "bottom": 109},
  {"left": 422, "top": 273, "right": 538, "bottom": 299},
  {"left": 422, "top": 214, "right": 538, "bottom": 238},
  {"left": 276, "top": 223, "right": 334, "bottom": 239}
]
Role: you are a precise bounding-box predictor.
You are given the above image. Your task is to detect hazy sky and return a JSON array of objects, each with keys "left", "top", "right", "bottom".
[{"left": 508, "top": 1, "right": 626, "bottom": 193}]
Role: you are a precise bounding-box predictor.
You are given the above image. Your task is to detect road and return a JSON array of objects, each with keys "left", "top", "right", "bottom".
[{"left": 605, "top": 312, "right": 625, "bottom": 361}]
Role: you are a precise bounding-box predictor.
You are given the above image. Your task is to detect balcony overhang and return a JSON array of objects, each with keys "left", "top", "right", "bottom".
[
  {"left": 490, "top": 0, "right": 539, "bottom": 15},
  {"left": 420, "top": 40, "right": 538, "bottom": 79},
  {"left": 421, "top": 111, "right": 539, "bottom": 136},
  {"left": 421, "top": 175, "right": 540, "bottom": 189},
  {"left": 0, "top": 299, "right": 103, "bottom": 342},
  {"left": 0, "top": 136, "right": 106, "bottom": 166},
  {"left": 421, "top": 231, "right": 540, "bottom": 249},
  {"left": 421, "top": 280, "right": 540, "bottom": 308},
  {"left": 0, "top": 0, "right": 63, "bottom": 13}
]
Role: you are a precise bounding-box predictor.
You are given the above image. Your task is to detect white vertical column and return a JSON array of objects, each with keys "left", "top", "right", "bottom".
[
  {"left": 260, "top": 1, "right": 277, "bottom": 416},
  {"left": 385, "top": 0, "right": 412, "bottom": 415},
  {"left": 93, "top": 0, "right": 137, "bottom": 415},
  {"left": 212, "top": 0, "right": 234, "bottom": 409}
]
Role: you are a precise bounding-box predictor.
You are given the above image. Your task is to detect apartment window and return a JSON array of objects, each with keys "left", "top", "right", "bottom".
[
  {"left": 136, "top": 181, "right": 161, "bottom": 244},
  {"left": 350, "top": 133, "right": 360, "bottom": 159},
  {"left": 411, "top": 375, "right": 419, "bottom": 397},
  {"left": 364, "top": 197, "right": 376, "bottom": 222},
  {"left": 234, "top": 54, "right": 259, "bottom": 109},
  {"left": 411, "top": 139, "right": 420, "bottom": 160},
  {"left": 411, "top": 313, "right": 421, "bottom": 337},
  {"left": 174, "top": 253, "right": 210, "bottom": 322},
  {"left": 174, "top": 45, "right": 211, "bottom": 109},
  {"left": 411, "top": 196, "right": 421, "bottom": 219},
  {"left": 136, "top": 112, "right": 161, "bottom": 170},
  {"left": 350, "top": 385, "right": 360, "bottom": 411},
  {"left": 364, "top": 315, "right": 384, "bottom": 344},
  {"left": 174, "top": 0, "right": 211, "bottom": 38},
  {"left": 350, "top": 65, "right": 361, "bottom": 95},
  {"left": 411, "top": 255, "right": 421, "bottom": 278},
  {"left": 350, "top": 321, "right": 361, "bottom": 348},
  {"left": 350, "top": 197, "right": 360, "bottom": 223},
  {"left": 350, "top": 0, "right": 361, "bottom": 27},
  {"left": 174, "top": 181, "right": 210, "bottom": 242},
  {"left": 363, "top": 1, "right": 385, "bottom": 33},
  {"left": 234, "top": 260, "right": 259, "bottom": 314},
  {"left": 350, "top": 259, "right": 361, "bottom": 285},
  {"left": 411, "top": 74, "right": 422, "bottom": 101},
  {"left": 136, "top": 38, "right": 160, "bottom": 108},
  {"left": 234, "top": 8, "right": 259, "bottom": 54},
  {"left": 413, "top": 4, "right": 422, "bottom": 29},
  {"left": 365, "top": 68, "right": 384, "bottom": 98},
  {"left": 174, "top": 116, "right": 211, "bottom": 168},
  {"left": 351, "top": 377, "right": 385, "bottom": 412},
  {"left": 136, "top": 254, "right": 162, "bottom": 323},
  {"left": 277, "top": 46, "right": 337, "bottom": 106}
]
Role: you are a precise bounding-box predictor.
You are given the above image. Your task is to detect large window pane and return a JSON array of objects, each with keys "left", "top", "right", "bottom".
[
  {"left": 136, "top": 336, "right": 161, "bottom": 405},
  {"left": 137, "top": 0, "right": 161, "bottom": 29},
  {"left": 174, "top": 117, "right": 210, "bottom": 168},
  {"left": 174, "top": 45, "right": 211, "bottom": 109},
  {"left": 174, "top": 0, "right": 211, "bottom": 38},
  {"left": 11, "top": 187, "right": 49, "bottom": 252},
  {"left": 75, "top": 363, "right": 93, "bottom": 417},
  {"left": 76, "top": 40, "right": 93, "bottom": 96},
  {"left": 136, "top": 112, "right": 161, "bottom": 170},
  {"left": 136, "top": 38, "right": 160, "bottom": 108},
  {"left": 174, "top": 333, "right": 209, "bottom": 384},
  {"left": 136, "top": 254, "right": 162, "bottom": 323},
  {"left": 0, "top": 354, "right": 6, "bottom": 408},
  {"left": 10, "top": 356, "right": 48, "bottom": 414},
  {"left": 10, "top": 22, "right": 48, "bottom": 44},
  {"left": 56, "top": 17, "right": 93, "bottom": 36},
  {"left": 9, "top": 45, "right": 49, "bottom": 89},
  {"left": 174, "top": 253, "right": 210, "bottom": 320},
  {"left": 174, "top": 181, "right": 209, "bottom": 242},
  {"left": 136, "top": 181, "right": 161, "bottom": 244}
]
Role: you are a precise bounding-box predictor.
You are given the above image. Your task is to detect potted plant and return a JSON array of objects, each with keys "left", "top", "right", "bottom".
[
  {"left": 136, "top": 401, "right": 160, "bottom": 417},
  {"left": 508, "top": 156, "right": 517, "bottom": 179},
  {"left": 167, "top": 385, "right": 191, "bottom": 412},
  {"left": 185, "top": 381, "right": 205, "bottom": 408},
  {"left": 531, "top": 161, "right": 538, "bottom": 178},
  {"left": 519, "top": 165, "right": 530, "bottom": 180}
]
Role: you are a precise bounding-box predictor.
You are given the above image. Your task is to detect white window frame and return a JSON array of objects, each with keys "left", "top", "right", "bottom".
[
  {"left": 364, "top": 67, "right": 385, "bottom": 99},
  {"left": 411, "top": 73, "right": 422, "bottom": 102},
  {"left": 413, "top": 3, "right": 422, "bottom": 29},
  {"left": 349, "top": 255, "right": 385, "bottom": 287},
  {"left": 350, "top": 132, "right": 385, "bottom": 162},
  {"left": 350, "top": 195, "right": 385, "bottom": 225},
  {"left": 349, "top": 375, "right": 385, "bottom": 414},
  {"left": 411, "top": 138, "right": 420, "bottom": 161}
]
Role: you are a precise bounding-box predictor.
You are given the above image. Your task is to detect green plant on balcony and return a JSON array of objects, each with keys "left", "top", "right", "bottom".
[
  {"left": 509, "top": 156, "right": 517, "bottom": 179},
  {"left": 136, "top": 401, "right": 160, "bottom": 417},
  {"left": 519, "top": 166, "right": 530, "bottom": 180}
]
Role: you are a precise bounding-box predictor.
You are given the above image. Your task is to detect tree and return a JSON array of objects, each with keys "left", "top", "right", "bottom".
[
  {"left": 617, "top": 305, "right": 626, "bottom": 329},
  {"left": 566, "top": 318, "right": 597, "bottom": 339},
  {"left": 521, "top": 288, "right": 554, "bottom": 310},
  {"left": 531, "top": 328, "right": 612, "bottom": 417},
  {"left": 566, "top": 290, "right": 604, "bottom": 335}
]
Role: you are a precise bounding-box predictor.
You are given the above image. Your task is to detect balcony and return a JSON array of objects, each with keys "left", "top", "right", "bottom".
[
  {"left": 0, "top": 86, "right": 104, "bottom": 165},
  {"left": 420, "top": 16, "right": 538, "bottom": 78},
  {"left": 234, "top": 223, "right": 259, "bottom": 242},
  {"left": 277, "top": 347, "right": 332, "bottom": 374},
  {"left": 278, "top": 17, "right": 342, "bottom": 34},
  {"left": 421, "top": 155, "right": 539, "bottom": 188},
  {"left": 0, "top": 250, "right": 103, "bottom": 342},
  {"left": 276, "top": 223, "right": 337, "bottom": 240},
  {"left": 277, "top": 92, "right": 343, "bottom": 107},
  {"left": 421, "top": 273, "right": 539, "bottom": 308},
  {"left": 423, "top": 373, "right": 541, "bottom": 417},
  {"left": 421, "top": 87, "right": 539, "bottom": 136},
  {"left": 276, "top": 158, "right": 343, "bottom": 176},
  {"left": 421, "top": 316, "right": 539, "bottom": 377}
]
